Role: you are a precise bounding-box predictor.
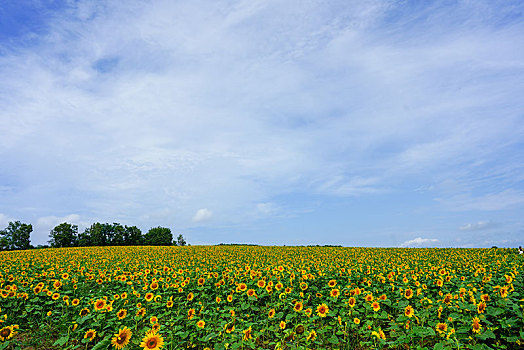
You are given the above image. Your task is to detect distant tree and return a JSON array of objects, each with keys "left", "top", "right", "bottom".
[
  {"left": 124, "top": 225, "right": 143, "bottom": 245},
  {"left": 176, "top": 234, "right": 187, "bottom": 246},
  {"left": 49, "top": 222, "right": 78, "bottom": 248},
  {"left": 0, "top": 221, "right": 32, "bottom": 250},
  {"left": 77, "top": 230, "right": 92, "bottom": 247},
  {"left": 81, "top": 223, "right": 109, "bottom": 246},
  {"left": 144, "top": 227, "right": 173, "bottom": 246}
]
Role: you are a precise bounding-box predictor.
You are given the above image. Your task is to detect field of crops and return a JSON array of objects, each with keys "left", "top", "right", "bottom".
[{"left": 0, "top": 246, "right": 522, "bottom": 350}]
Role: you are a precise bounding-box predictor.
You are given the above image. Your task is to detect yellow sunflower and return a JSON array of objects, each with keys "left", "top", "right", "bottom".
[
  {"left": 316, "top": 303, "right": 329, "bottom": 317},
  {"left": 140, "top": 330, "right": 164, "bottom": 350},
  {"left": 84, "top": 329, "right": 96, "bottom": 341},
  {"left": 111, "top": 327, "right": 132, "bottom": 349}
]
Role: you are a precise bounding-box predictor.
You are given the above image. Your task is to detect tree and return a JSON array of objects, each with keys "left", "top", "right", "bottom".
[
  {"left": 0, "top": 221, "right": 32, "bottom": 250},
  {"left": 49, "top": 222, "right": 78, "bottom": 248},
  {"left": 177, "top": 234, "right": 187, "bottom": 246},
  {"left": 144, "top": 227, "right": 173, "bottom": 246},
  {"left": 124, "top": 225, "right": 143, "bottom": 245}
]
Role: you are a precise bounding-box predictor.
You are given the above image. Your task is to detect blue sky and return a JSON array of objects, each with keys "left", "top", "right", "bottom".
[{"left": 1, "top": 0, "right": 523, "bottom": 248}]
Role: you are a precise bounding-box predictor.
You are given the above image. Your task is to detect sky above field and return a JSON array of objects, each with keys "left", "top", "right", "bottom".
[{"left": 1, "top": 0, "right": 524, "bottom": 248}]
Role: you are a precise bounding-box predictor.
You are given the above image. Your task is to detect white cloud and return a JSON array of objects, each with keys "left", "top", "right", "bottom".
[
  {"left": 0, "top": 213, "right": 13, "bottom": 229},
  {"left": 399, "top": 237, "right": 439, "bottom": 248},
  {"left": 459, "top": 221, "right": 491, "bottom": 231},
  {"left": 192, "top": 209, "right": 213, "bottom": 223}
]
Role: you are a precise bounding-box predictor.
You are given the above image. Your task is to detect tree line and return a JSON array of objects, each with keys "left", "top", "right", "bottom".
[{"left": 0, "top": 221, "right": 187, "bottom": 250}]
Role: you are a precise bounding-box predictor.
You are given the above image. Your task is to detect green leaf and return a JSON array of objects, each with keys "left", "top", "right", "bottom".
[
  {"left": 433, "top": 343, "right": 444, "bottom": 350},
  {"left": 91, "top": 336, "right": 111, "bottom": 350},
  {"left": 214, "top": 344, "right": 226, "bottom": 350},
  {"left": 53, "top": 335, "right": 69, "bottom": 347},
  {"left": 328, "top": 335, "right": 339, "bottom": 344}
]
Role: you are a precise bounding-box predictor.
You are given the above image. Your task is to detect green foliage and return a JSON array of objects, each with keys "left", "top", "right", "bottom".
[
  {"left": 78, "top": 223, "right": 144, "bottom": 246},
  {"left": 177, "top": 233, "right": 187, "bottom": 246},
  {"left": 144, "top": 226, "right": 173, "bottom": 246},
  {"left": 48, "top": 222, "right": 78, "bottom": 248},
  {"left": 0, "top": 221, "right": 32, "bottom": 250}
]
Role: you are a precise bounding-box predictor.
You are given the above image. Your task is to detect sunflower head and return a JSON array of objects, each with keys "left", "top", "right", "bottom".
[
  {"left": 111, "top": 327, "right": 132, "bottom": 350},
  {"left": 140, "top": 330, "right": 164, "bottom": 350}
]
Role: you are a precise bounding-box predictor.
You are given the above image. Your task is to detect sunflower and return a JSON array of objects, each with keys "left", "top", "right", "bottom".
[
  {"left": 187, "top": 308, "right": 196, "bottom": 320},
  {"left": 348, "top": 297, "right": 356, "bottom": 308},
  {"left": 257, "top": 280, "right": 266, "bottom": 288},
  {"left": 436, "top": 323, "right": 447, "bottom": 335},
  {"left": 480, "top": 294, "right": 490, "bottom": 302},
  {"left": 197, "top": 320, "right": 205, "bottom": 329},
  {"left": 243, "top": 326, "right": 252, "bottom": 341},
  {"left": 150, "top": 316, "right": 158, "bottom": 325},
  {"left": 216, "top": 296, "right": 221, "bottom": 303},
  {"left": 150, "top": 282, "right": 159, "bottom": 290},
  {"left": 145, "top": 293, "right": 154, "bottom": 302},
  {"left": 198, "top": 278, "right": 205, "bottom": 286},
  {"left": 0, "top": 325, "right": 16, "bottom": 341},
  {"left": 117, "top": 309, "right": 127, "bottom": 320},
  {"left": 166, "top": 300, "right": 173, "bottom": 308},
  {"left": 79, "top": 308, "right": 90, "bottom": 317},
  {"left": 477, "top": 301, "right": 486, "bottom": 314},
  {"left": 328, "top": 280, "right": 337, "bottom": 288},
  {"left": 306, "top": 330, "right": 317, "bottom": 342},
  {"left": 275, "top": 282, "right": 283, "bottom": 290},
  {"left": 293, "top": 301, "right": 303, "bottom": 312},
  {"left": 268, "top": 309, "right": 276, "bottom": 318},
  {"left": 378, "top": 328, "right": 386, "bottom": 340},
  {"left": 94, "top": 299, "right": 106, "bottom": 311},
  {"left": 111, "top": 327, "right": 132, "bottom": 349},
  {"left": 246, "top": 289, "right": 256, "bottom": 297},
  {"left": 304, "top": 308, "right": 313, "bottom": 317},
  {"left": 364, "top": 294, "right": 373, "bottom": 302},
  {"left": 316, "top": 303, "right": 329, "bottom": 317},
  {"left": 136, "top": 308, "right": 146, "bottom": 318},
  {"left": 404, "top": 289, "right": 413, "bottom": 299},
  {"left": 279, "top": 321, "right": 286, "bottom": 330},
  {"left": 404, "top": 305, "right": 414, "bottom": 318},
  {"left": 238, "top": 283, "right": 247, "bottom": 291},
  {"left": 140, "top": 330, "right": 164, "bottom": 350},
  {"left": 187, "top": 292, "right": 194, "bottom": 301},
  {"left": 472, "top": 317, "right": 482, "bottom": 334},
  {"left": 354, "top": 318, "right": 360, "bottom": 325},
  {"left": 52, "top": 293, "right": 60, "bottom": 300},
  {"left": 295, "top": 324, "right": 305, "bottom": 335},
  {"left": 227, "top": 295, "right": 233, "bottom": 303},
  {"left": 225, "top": 324, "right": 235, "bottom": 333},
  {"left": 330, "top": 289, "right": 340, "bottom": 298},
  {"left": 372, "top": 301, "right": 380, "bottom": 312},
  {"left": 84, "top": 329, "right": 96, "bottom": 341},
  {"left": 300, "top": 282, "right": 308, "bottom": 291},
  {"left": 72, "top": 298, "right": 80, "bottom": 306}
]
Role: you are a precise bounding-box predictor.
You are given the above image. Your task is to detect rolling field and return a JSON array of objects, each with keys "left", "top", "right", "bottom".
[{"left": 0, "top": 246, "right": 522, "bottom": 349}]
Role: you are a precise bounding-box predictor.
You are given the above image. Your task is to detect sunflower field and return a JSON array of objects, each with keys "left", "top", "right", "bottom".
[{"left": 0, "top": 246, "right": 523, "bottom": 350}]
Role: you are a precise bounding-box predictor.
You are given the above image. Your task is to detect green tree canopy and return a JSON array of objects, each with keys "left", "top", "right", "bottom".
[
  {"left": 0, "top": 221, "right": 32, "bottom": 250},
  {"left": 176, "top": 234, "right": 187, "bottom": 246},
  {"left": 49, "top": 222, "right": 78, "bottom": 248},
  {"left": 144, "top": 227, "right": 173, "bottom": 246}
]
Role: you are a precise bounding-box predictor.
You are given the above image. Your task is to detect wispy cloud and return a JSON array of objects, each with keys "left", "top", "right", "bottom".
[
  {"left": 192, "top": 209, "right": 213, "bottom": 223},
  {"left": 399, "top": 237, "right": 439, "bottom": 248},
  {"left": 459, "top": 221, "right": 493, "bottom": 231}
]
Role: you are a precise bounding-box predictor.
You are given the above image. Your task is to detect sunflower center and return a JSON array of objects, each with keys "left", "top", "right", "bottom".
[{"left": 147, "top": 339, "right": 157, "bottom": 348}]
